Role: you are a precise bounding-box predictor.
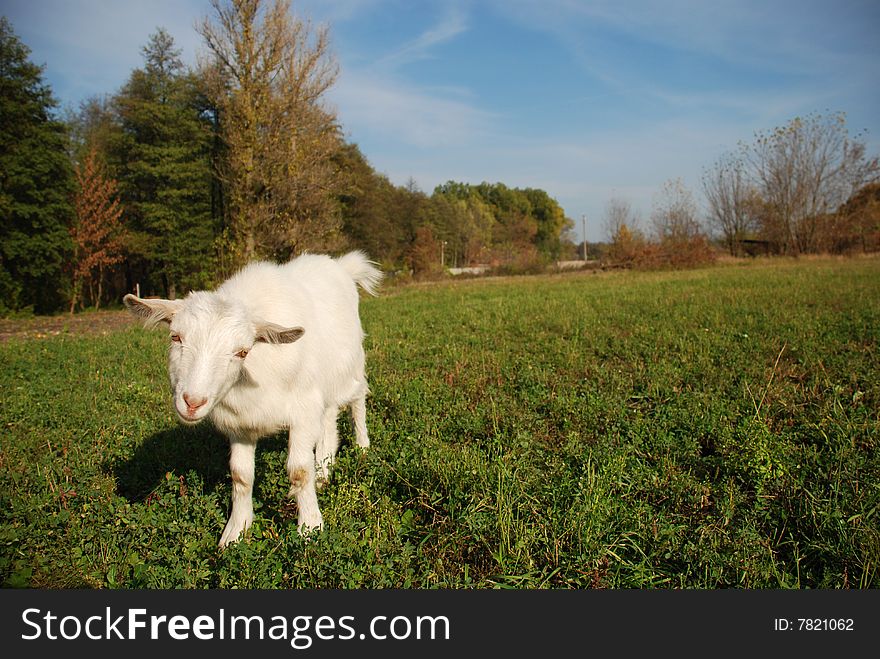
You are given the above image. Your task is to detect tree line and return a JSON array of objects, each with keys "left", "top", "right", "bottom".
[
  {"left": 0, "top": 2, "right": 573, "bottom": 315},
  {"left": 3, "top": 1, "right": 879, "bottom": 314},
  {"left": 603, "top": 113, "right": 880, "bottom": 267}
]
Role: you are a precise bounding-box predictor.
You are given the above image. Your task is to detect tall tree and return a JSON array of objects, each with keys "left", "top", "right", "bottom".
[
  {"left": 70, "top": 147, "right": 126, "bottom": 312},
  {"left": 64, "top": 95, "right": 116, "bottom": 165},
  {"left": 0, "top": 17, "right": 74, "bottom": 313},
  {"left": 198, "top": 0, "right": 343, "bottom": 267},
  {"left": 745, "top": 113, "right": 880, "bottom": 254},
  {"left": 521, "top": 187, "right": 571, "bottom": 261},
  {"left": 111, "top": 28, "right": 218, "bottom": 298},
  {"left": 431, "top": 185, "right": 495, "bottom": 266},
  {"left": 337, "top": 143, "right": 404, "bottom": 263}
]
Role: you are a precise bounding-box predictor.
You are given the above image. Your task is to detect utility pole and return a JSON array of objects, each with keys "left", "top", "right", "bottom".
[{"left": 582, "top": 214, "right": 587, "bottom": 261}]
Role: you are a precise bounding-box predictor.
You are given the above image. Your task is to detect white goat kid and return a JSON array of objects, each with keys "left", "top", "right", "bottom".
[{"left": 124, "top": 251, "right": 382, "bottom": 548}]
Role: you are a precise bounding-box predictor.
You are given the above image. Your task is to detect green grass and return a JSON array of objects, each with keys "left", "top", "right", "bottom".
[{"left": 1, "top": 257, "right": 878, "bottom": 588}]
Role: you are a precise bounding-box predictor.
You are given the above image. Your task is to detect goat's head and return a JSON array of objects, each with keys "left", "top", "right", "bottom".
[{"left": 123, "top": 292, "right": 304, "bottom": 424}]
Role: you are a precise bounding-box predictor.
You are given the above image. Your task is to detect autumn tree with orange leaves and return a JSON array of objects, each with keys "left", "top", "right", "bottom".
[{"left": 70, "top": 147, "right": 126, "bottom": 312}]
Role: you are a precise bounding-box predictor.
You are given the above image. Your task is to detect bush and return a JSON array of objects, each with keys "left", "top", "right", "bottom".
[{"left": 605, "top": 224, "right": 716, "bottom": 269}]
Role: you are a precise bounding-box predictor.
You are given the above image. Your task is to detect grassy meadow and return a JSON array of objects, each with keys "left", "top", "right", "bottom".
[{"left": 1, "top": 257, "right": 878, "bottom": 588}]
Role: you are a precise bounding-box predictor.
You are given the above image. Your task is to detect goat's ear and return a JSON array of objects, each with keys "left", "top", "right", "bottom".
[
  {"left": 123, "top": 294, "right": 182, "bottom": 327},
  {"left": 254, "top": 322, "right": 305, "bottom": 345}
]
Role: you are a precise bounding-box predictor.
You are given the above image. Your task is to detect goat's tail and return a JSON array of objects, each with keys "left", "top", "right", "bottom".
[{"left": 337, "top": 250, "right": 384, "bottom": 296}]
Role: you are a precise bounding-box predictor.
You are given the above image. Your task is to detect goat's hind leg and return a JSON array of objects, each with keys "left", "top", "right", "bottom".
[
  {"left": 315, "top": 405, "right": 340, "bottom": 489},
  {"left": 351, "top": 389, "right": 370, "bottom": 450}
]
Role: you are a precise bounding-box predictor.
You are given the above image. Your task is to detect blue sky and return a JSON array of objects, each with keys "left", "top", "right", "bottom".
[{"left": 5, "top": 0, "right": 879, "bottom": 241}]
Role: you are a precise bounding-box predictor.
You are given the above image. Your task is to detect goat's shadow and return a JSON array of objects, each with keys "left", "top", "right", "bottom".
[
  {"left": 110, "top": 424, "right": 227, "bottom": 502},
  {"left": 109, "top": 415, "right": 371, "bottom": 536},
  {"left": 110, "top": 423, "right": 287, "bottom": 505}
]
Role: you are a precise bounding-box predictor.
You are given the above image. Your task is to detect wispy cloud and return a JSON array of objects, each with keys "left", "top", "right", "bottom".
[
  {"left": 331, "top": 69, "right": 493, "bottom": 149},
  {"left": 375, "top": 5, "right": 468, "bottom": 69},
  {"left": 495, "top": 0, "right": 879, "bottom": 118},
  {"left": 500, "top": 0, "right": 877, "bottom": 75},
  {"left": 328, "top": 3, "right": 484, "bottom": 149}
]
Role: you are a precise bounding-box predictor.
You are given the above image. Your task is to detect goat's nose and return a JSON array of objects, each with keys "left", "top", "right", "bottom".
[{"left": 183, "top": 393, "right": 207, "bottom": 412}]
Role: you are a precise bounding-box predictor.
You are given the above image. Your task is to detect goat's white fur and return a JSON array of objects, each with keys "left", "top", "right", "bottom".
[{"left": 124, "top": 251, "right": 382, "bottom": 548}]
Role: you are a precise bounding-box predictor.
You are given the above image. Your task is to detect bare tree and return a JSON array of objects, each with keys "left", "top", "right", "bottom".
[
  {"left": 651, "top": 178, "right": 702, "bottom": 243},
  {"left": 702, "top": 152, "right": 760, "bottom": 255},
  {"left": 602, "top": 196, "right": 640, "bottom": 242},
  {"left": 602, "top": 197, "right": 648, "bottom": 267},
  {"left": 744, "top": 112, "right": 880, "bottom": 254},
  {"left": 198, "top": 0, "right": 343, "bottom": 267}
]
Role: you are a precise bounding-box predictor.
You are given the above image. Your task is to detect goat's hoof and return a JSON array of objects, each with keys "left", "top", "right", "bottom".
[
  {"left": 297, "top": 518, "right": 324, "bottom": 540},
  {"left": 218, "top": 531, "right": 240, "bottom": 549},
  {"left": 219, "top": 516, "right": 253, "bottom": 549}
]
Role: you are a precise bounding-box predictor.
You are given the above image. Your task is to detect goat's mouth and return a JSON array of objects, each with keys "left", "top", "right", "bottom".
[
  {"left": 177, "top": 412, "right": 206, "bottom": 426},
  {"left": 174, "top": 399, "right": 211, "bottom": 425}
]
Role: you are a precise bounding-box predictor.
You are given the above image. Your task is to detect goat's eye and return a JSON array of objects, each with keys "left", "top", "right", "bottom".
[
  {"left": 170, "top": 333, "right": 182, "bottom": 343},
  {"left": 235, "top": 349, "right": 249, "bottom": 359}
]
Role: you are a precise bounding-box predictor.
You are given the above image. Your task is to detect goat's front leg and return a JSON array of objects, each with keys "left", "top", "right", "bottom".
[
  {"left": 219, "top": 435, "right": 257, "bottom": 548},
  {"left": 287, "top": 421, "right": 323, "bottom": 534}
]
